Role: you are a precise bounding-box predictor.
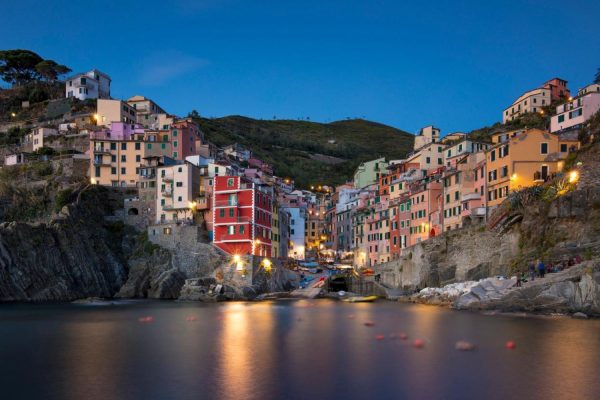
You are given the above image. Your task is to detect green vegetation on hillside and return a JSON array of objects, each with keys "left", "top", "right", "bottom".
[{"left": 194, "top": 116, "right": 414, "bottom": 188}]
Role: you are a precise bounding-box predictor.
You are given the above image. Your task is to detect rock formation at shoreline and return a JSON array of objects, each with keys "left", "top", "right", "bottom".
[
  {"left": 408, "top": 261, "right": 600, "bottom": 316},
  {"left": 0, "top": 188, "right": 129, "bottom": 302}
]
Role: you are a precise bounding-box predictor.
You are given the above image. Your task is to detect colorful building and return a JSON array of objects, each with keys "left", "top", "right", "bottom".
[
  {"left": 353, "top": 157, "right": 388, "bottom": 189},
  {"left": 503, "top": 78, "right": 570, "bottom": 123},
  {"left": 551, "top": 92, "right": 600, "bottom": 133},
  {"left": 485, "top": 128, "right": 578, "bottom": 208},
  {"left": 212, "top": 176, "right": 273, "bottom": 257},
  {"left": 156, "top": 161, "right": 201, "bottom": 223}
]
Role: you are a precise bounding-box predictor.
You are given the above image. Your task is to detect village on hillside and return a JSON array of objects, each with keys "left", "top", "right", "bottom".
[{"left": 1, "top": 59, "right": 600, "bottom": 284}]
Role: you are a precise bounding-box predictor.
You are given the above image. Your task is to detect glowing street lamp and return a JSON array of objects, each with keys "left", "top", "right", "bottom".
[
  {"left": 569, "top": 170, "right": 579, "bottom": 184},
  {"left": 262, "top": 258, "right": 272, "bottom": 273}
]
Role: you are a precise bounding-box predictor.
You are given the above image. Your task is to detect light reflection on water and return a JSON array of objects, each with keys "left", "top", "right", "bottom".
[{"left": 1, "top": 300, "right": 599, "bottom": 400}]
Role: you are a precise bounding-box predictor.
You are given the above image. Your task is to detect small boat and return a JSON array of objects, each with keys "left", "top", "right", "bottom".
[{"left": 343, "top": 295, "right": 378, "bottom": 303}]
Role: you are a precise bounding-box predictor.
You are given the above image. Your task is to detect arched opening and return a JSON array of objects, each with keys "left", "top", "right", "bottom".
[{"left": 128, "top": 207, "right": 139, "bottom": 216}]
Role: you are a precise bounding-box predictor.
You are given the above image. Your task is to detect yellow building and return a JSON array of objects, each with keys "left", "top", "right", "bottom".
[
  {"left": 485, "top": 129, "right": 578, "bottom": 208},
  {"left": 90, "top": 125, "right": 173, "bottom": 187}
]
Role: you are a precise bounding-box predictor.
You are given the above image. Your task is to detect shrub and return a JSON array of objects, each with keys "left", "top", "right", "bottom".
[{"left": 54, "top": 188, "right": 73, "bottom": 212}]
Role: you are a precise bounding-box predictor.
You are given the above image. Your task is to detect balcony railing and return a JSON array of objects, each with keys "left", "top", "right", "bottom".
[
  {"left": 161, "top": 188, "right": 173, "bottom": 196},
  {"left": 214, "top": 200, "right": 238, "bottom": 207},
  {"left": 93, "top": 148, "right": 111, "bottom": 155},
  {"left": 217, "top": 216, "right": 251, "bottom": 223},
  {"left": 461, "top": 192, "right": 481, "bottom": 202}
]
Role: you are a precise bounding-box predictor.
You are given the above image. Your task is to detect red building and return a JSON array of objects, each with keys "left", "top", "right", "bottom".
[
  {"left": 542, "top": 78, "right": 570, "bottom": 102},
  {"left": 212, "top": 176, "right": 273, "bottom": 257}
]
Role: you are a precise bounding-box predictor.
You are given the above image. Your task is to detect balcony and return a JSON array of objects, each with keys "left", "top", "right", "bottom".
[
  {"left": 462, "top": 206, "right": 486, "bottom": 218},
  {"left": 93, "top": 148, "right": 111, "bottom": 155},
  {"left": 161, "top": 188, "right": 173, "bottom": 197},
  {"left": 214, "top": 200, "right": 239, "bottom": 207},
  {"left": 461, "top": 192, "right": 480, "bottom": 202},
  {"left": 216, "top": 216, "right": 251, "bottom": 224},
  {"left": 161, "top": 173, "right": 174, "bottom": 182},
  {"left": 93, "top": 158, "right": 111, "bottom": 166}
]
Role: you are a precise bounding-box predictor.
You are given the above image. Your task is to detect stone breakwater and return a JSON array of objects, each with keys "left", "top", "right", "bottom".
[{"left": 404, "top": 261, "right": 600, "bottom": 317}]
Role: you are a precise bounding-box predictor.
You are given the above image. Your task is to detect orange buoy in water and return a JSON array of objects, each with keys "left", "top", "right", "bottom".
[
  {"left": 364, "top": 321, "right": 375, "bottom": 327},
  {"left": 375, "top": 335, "right": 385, "bottom": 341},
  {"left": 413, "top": 339, "right": 425, "bottom": 348},
  {"left": 455, "top": 340, "right": 476, "bottom": 351},
  {"left": 505, "top": 341, "right": 516, "bottom": 350},
  {"left": 399, "top": 332, "right": 408, "bottom": 340},
  {"left": 186, "top": 316, "right": 197, "bottom": 322},
  {"left": 138, "top": 316, "right": 154, "bottom": 323}
]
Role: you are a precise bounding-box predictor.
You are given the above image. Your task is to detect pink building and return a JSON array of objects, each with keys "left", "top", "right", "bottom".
[
  {"left": 409, "top": 181, "right": 442, "bottom": 244},
  {"left": 460, "top": 159, "right": 488, "bottom": 223}
]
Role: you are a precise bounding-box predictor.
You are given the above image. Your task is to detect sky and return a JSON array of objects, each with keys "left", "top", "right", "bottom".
[{"left": 1, "top": 0, "right": 599, "bottom": 135}]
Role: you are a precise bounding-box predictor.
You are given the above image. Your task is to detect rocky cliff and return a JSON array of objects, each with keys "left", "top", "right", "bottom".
[{"left": 0, "top": 186, "right": 130, "bottom": 302}]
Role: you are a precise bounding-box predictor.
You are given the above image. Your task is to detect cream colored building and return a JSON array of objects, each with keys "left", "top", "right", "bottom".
[
  {"left": 96, "top": 99, "right": 137, "bottom": 126},
  {"left": 156, "top": 162, "right": 201, "bottom": 223},
  {"left": 26, "top": 127, "right": 57, "bottom": 151},
  {"left": 503, "top": 88, "right": 550, "bottom": 123},
  {"left": 405, "top": 142, "right": 446, "bottom": 172},
  {"left": 414, "top": 125, "right": 440, "bottom": 150}
]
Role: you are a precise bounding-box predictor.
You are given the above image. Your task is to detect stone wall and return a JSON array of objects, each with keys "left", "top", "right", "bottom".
[{"left": 374, "top": 227, "right": 520, "bottom": 291}]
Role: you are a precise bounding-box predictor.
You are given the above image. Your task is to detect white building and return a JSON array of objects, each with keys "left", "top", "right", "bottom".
[
  {"left": 4, "top": 153, "right": 27, "bottom": 166},
  {"left": 577, "top": 83, "right": 600, "bottom": 97},
  {"left": 66, "top": 69, "right": 111, "bottom": 100},
  {"left": 284, "top": 206, "right": 306, "bottom": 260},
  {"left": 156, "top": 162, "right": 200, "bottom": 223},
  {"left": 551, "top": 92, "right": 600, "bottom": 133}
]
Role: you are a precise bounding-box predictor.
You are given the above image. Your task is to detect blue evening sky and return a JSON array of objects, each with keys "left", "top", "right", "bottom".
[{"left": 1, "top": 0, "right": 599, "bottom": 135}]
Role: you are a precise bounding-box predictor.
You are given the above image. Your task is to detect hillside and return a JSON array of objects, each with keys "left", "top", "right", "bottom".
[{"left": 195, "top": 116, "right": 415, "bottom": 188}]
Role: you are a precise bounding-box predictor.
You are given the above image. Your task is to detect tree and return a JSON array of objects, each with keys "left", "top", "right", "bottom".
[
  {"left": 594, "top": 67, "right": 600, "bottom": 85},
  {"left": 0, "top": 49, "right": 43, "bottom": 85},
  {"left": 188, "top": 109, "right": 200, "bottom": 118},
  {"left": 35, "top": 60, "right": 71, "bottom": 82}
]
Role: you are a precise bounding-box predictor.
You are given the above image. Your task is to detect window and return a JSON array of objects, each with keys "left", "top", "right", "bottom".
[
  {"left": 163, "top": 135, "right": 169, "bottom": 142},
  {"left": 111, "top": 155, "right": 116, "bottom": 162},
  {"left": 229, "top": 208, "right": 234, "bottom": 217},
  {"left": 111, "top": 167, "right": 117, "bottom": 175},
  {"left": 147, "top": 143, "right": 152, "bottom": 149},
  {"left": 227, "top": 178, "right": 234, "bottom": 187},
  {"left": 95, "top": 166, "right": 100, "bottom": 177},
  {"left": 438, "top": 158, "right": 442, "bottom": 165},
  {"left": 121, "top": 168, "right": 126, "bottom": 174},
  {"left": 491, "top": 150, "right": 496, "bottom": 161},
  {"left": 219, "top": 209, "right": 225, "bottom": 218},
  {"left": 239, "top": 225, "right": 245, "bottom": 234},
  {"left": 136, "top": 155, "right": 141, "bottom": 162},
  {"left": 176, "top": 182, "right": 183, "bottom": 187},
  {"left": 121, "top": 143, "right": 127, "bottom": 150},
  {"left": 426, "top": 157, "right": 431, "bottom": 164},
  {"left": 110, "top": 143, "right": 117, "bottom": 150},
  {"left": 135, "top": 142, "right": 141, "bottom": 150},
  {"left": 558, "top": 115, "right": 565, "bottom": 123},
  {"left": 541, "top": 143, "right": 548, "bottom": 154},
  {"left": 121, "top": 155, "right": 126, "bottom": 162},
  {"left": 173, "top": 152, "right": 178, "bottom": 158},
  {"left": 227, "top": 226, "right": 235, "bottom": 235},
  {"left": 173, "top": 141, "right": 178, "bottom": 147},
  {"left": 560, "top": 144, "right": 567, "bottom": 152},
  {"left": 172, "top": 129, "right": 178, "bottom": 137}
]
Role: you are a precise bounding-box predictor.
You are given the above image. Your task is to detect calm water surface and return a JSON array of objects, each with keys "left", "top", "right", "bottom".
[{"left": 1, "top": 300, "right": 599, "bottom": 400}]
